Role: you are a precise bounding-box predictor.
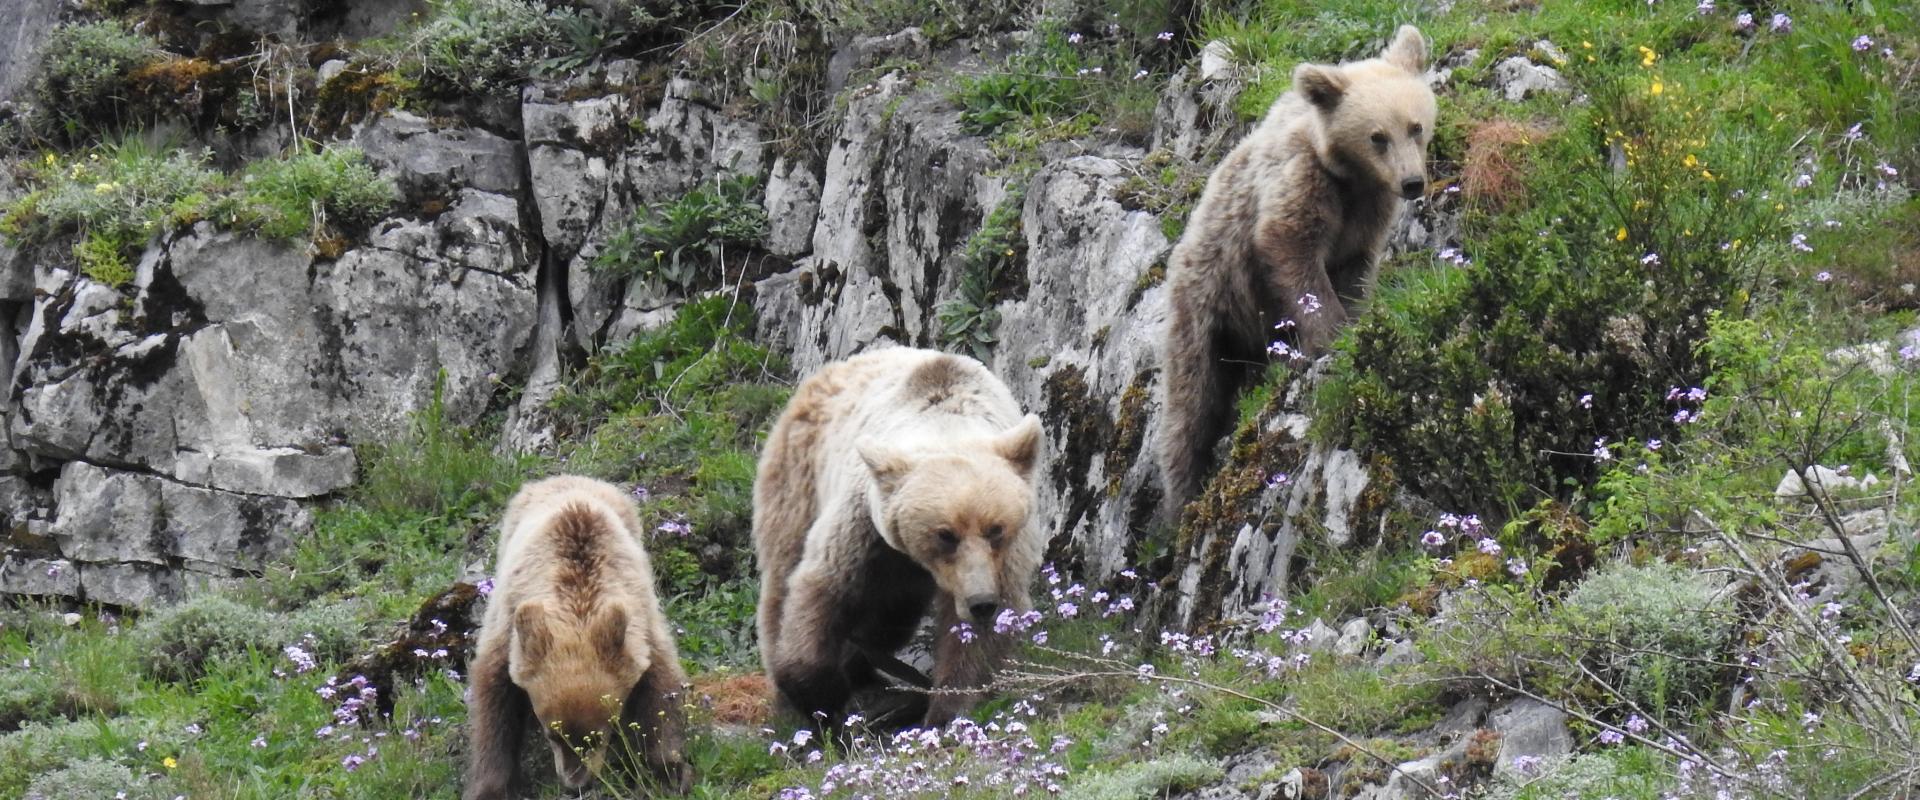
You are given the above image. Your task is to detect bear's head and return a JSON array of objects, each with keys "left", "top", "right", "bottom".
[
  {"left": 858, "top": 415, "right": 1044, "bottom": 625},
  {"left": 509, "top": 601, "right": 648, "bottom": 788},
  {"left": 1293, "top": 25, "right": 1437, "bottom": 200}
]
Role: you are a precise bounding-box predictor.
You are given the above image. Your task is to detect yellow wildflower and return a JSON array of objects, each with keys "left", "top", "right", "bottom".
[
  {"left": 1582, "top": 41, "right": 1593, "bottom": 49},
  {"left": 164, "top": 757, "right": 178, "bottom": 769},
  {"left": 1615, "top": 227, "right": 1628, "bottom": 242},
  {"left": 1638, "top": 46, "right": 1658, "bottom": 67},
  {"left": 1701, "top": 169, "right": 1714, "bottom": 180},
  {"left": 1683, "top": 154, "right": 1699, "bottom": 168},
  {"left": 1650, "top": 80, "right": 1664, "bottom": 96}
]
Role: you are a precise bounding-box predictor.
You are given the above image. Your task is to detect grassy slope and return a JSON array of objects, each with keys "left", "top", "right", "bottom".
[{"left": 5, "top": 0, "right": 1920, "bottom": 797}]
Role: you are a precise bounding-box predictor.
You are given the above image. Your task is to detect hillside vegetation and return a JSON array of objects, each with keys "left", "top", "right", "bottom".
[{"left": 1, "top": 0, "right": 1917, "bottom": 798}]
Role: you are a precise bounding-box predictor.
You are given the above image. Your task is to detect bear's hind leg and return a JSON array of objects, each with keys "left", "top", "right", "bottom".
[{"left": 1161, "top": 302, "right": 1239, "bottom": 511}]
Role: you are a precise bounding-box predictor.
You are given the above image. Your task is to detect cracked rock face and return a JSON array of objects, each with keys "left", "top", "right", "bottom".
[{"left": 2, "top": 177, "right": 537, "bottom": 605}]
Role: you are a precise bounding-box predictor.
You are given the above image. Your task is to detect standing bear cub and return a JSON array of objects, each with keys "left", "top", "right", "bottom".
[
  {"left": 464, "top": 476, "right": 691, "bottom": 800},
  {"left": 754, "top": 347, "right": 1045, "bottom": 729},
  {"left": 1160, "top": 25, "right": 1436, "bottom": 508}
]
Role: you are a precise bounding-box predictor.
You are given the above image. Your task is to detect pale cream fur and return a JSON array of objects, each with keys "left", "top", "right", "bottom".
[{"left": 753, "top": 346, "right": 1046, "bottom": 727}]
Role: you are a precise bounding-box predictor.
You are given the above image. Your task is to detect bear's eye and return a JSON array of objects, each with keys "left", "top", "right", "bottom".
[
  {"left": 1409, "top": 123, "right": 1423, "bottom": 139},
  {"left": 985, "top": 524, "right": 1005, "bottom": 542},
  {"left": 1370, "top": 131, "right": 1390, "bottom": 150},
  {"left": 936, "top": 528, "right": 960, "bottom": 549}
]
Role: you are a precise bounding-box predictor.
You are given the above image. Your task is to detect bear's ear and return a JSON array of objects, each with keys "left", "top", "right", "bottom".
[
  {"left": 1381, "top": 25, "right": 1428, "bottom": 75},
  {"left": 512, "top": 601, "right": 553, "bottom": 670},
  {"left": 1294, "top": 63, "right": 1349, "bottom": 110},
  {"left": 858, "top": 440, "right": 914, "bottom": 495},
  {"left": 994, "top": 414, "right": 1044, "bottom": 480},
  {"left": 591, "top": 605, "right": 629, "bottom": 665}
]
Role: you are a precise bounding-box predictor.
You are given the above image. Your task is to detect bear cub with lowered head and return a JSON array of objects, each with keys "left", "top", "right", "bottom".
[
  {"left": 1161, "top": 25, "right": 1436, "bottom": 507},
  {"left": 464, "top": 476, "right": 691, "bottom": 799},
  {"left": 754, "top": 347, "right": 1045, "bottom": 730}
]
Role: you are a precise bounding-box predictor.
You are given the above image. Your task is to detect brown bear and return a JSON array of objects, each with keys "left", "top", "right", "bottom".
[
  {"left": 1160, "top": 25, "right": 1436, "bottom": 507},
  {"left": 464, "top": 476, "right": 691, "bottom": 799},
  {"left": 753, "top": 347, "right": 1045, "bottom": 730}
]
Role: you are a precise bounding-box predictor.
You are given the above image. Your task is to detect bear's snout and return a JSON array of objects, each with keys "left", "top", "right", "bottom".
[
  {"left": 966, "top": 595, "right": 1002, "bottom": 623},
  {"left": 1399, "top": 177, "right": 1426, "bottom": 200}
]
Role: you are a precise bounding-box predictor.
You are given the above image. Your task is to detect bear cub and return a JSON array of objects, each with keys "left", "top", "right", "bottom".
[
  {"left": 1160, "top": 25, "right": 1436, "bottom": 507},
  {"left": 464, "top": 476, "right": 691, "bottom": 799},
  {"left": 754, "top": 347, "right": 1046, "bottom": 730}
]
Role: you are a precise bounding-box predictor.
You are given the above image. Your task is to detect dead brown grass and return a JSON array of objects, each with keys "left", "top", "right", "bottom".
[
  {"left": 692, "top": 672, "right": 772, "bottom": 726},
  {"left": 1461, "top": 120, "right": 1554, "bottom": 211}
]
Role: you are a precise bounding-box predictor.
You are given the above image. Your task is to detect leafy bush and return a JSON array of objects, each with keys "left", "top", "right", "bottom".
[
  {"left": 218, "top": 147, "right": 397, "bottom": 241},
  {"left": 1316, "top": 61, "right": 1794, "bottom": 518},
  {"left": 29, "top": 21, "right": 161, "bottom": 136},
  {"left": 1485, "top": 751, "right": 1669, "bottom": 800},
  {"left": 591, "top": 174, "right": 769, "bottom": 289},
  {"left": 1, "top": 140, "right": 219, "bottom": 287},
  {"left": 937, "top": 186, "right": 1027, "bottom": 359},
  {"left": 135, "top": 595, "right": 276, "bottom": 682},
  {"left": 25, "top": 757, "right": 141, "bottom": 800},
  {"left": 1556, "top": 561, "right": 1733, "bottom": 714},
  {"left": 1059, "top": 754, "right": 1223, "bottom": 800},
  {"left": 410, "top": 0, "right": 572, "bottom": 95}
]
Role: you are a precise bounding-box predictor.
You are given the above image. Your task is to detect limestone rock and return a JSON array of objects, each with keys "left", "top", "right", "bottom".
[
  {"left": 1492, "top": 56, "right": 1569, "bottom": 102},
  {"left": 1489, "top": 699, "right": 1573, "bottom": 776},
  {"left": 354, "top": 110, "right": 526, "bottom": 197}
]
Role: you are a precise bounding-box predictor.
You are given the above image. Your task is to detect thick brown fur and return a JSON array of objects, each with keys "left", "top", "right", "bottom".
[
  {"left": 753, "top": 347, "right": 1045, "bottom": 730},
  {"left": 1160, "top": 25, "right": 1437, "bottom": 508},
  {"left": 464, "top": 476, "right": 691, "bottom": 800}
]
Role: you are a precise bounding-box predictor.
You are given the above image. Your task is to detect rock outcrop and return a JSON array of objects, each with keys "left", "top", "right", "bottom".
[{"left": 0, "top": 25, "right": 1454, "bottom": 613}]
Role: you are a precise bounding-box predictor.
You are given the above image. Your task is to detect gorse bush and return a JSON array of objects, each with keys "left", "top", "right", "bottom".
[{"left": 592, "top": 174, "right": 769, "bottom": 289}]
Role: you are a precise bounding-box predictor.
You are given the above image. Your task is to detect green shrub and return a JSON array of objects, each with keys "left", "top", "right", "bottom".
[
  {"left": 411, "top": 0, "right": 572, "bottom": 95},
  {"left": 937, "top": 185, "right": 1027, "bottom": 360},
  {"left": 1485, "top": 750, "right": 1669, "bottom": 800},
  {"left": 955, "top": 28, "right": 1102, "bottom": 136},
  {"left": 30, "top": 21, "right": 161, "bottom": 136},
  {"left": 1555, "top": 561, "right": 1733, "bottom": 715},
  {"left": 551, "top": 294, "right": 785, "bottom": 430},
  {"left": 2, "top": 141, "right": 219, "bottom": 285},
  {"left": 591, "top": 174, "right": 769, "bottom": 290},
  {"left": 1059, "top": 754, "right": 1223, "bottom": 800},
  {"left": 135, "top": 595, "right": 276, "bottom": 682},
  {"left": 24, "top": 756, "right": 141, "bottom": 800},
  {"left": 0, "top": 670, "right": 60, "bottom": 731},
  {"left": 219, "top": 147, "right": 397, "bottom": 241},
  {"left": 1316, "top": 60, "right": 1794, "bottom": 518}
]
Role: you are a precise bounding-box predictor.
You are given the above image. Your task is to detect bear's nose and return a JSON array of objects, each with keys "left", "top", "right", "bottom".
[
  {"left": 967, "top": 596, "right": 1002, "bottom": 622},
  {"left": 1400, "top": 178, "right": 1426, "bottom": 200}
]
